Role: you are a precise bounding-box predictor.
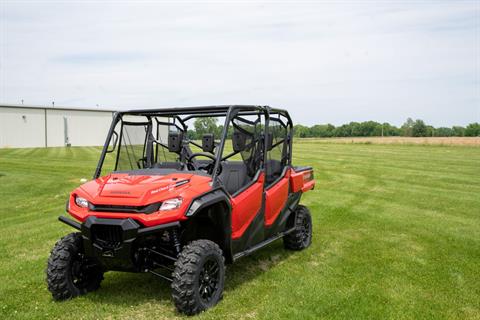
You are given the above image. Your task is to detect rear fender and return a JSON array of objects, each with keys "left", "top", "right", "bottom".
[{"left": 290, "top": 167, "right": 315, "bottom": 193}]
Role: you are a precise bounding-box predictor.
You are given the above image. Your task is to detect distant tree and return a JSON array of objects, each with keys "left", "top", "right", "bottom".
[
  {"left": 358, "top": 121, "right": 381, "bottom": 136},
  {"left": 435, "top": 127, "right": 453, "bottom": 137},
  {"left": 452, "top": 126, "right": 466, "bottom": 137},
  {"left": 381, "top": 123, "right": 401, "bottom": 136},
  {"left": 293, "top": 124, "right": 310, "bottom": 138},
  {"left": 333, "top": 124, "right": 351, "bottom": 137},
  {"left": 465, "top": 123, "right": 480, "bottom": 137},
  {"left": 186, "top": 129, "right": 197, "bottom": 140},
  {"left": 412, "top": 120, "right": 428, "bottom": 137},
  {"left": 426, "top": 125, "right": 435, "bottom": 137},
  {"left": 401, "top": 118, "right": 415, "bottom": 136},
  {"left": 310, "top": 124, "right": 335, "bottom": 137},
  {"left": 283, "top": 118, "right": 476, "bottom": 138},
  {"left": 349, "top": 122, "right": 361, "bottom": 136},
  {"left": 194, "top": 117, "right": 218, "bottom": 138},
  {"left": 215, "top": 125, "right": 224, "bottom": 139}
]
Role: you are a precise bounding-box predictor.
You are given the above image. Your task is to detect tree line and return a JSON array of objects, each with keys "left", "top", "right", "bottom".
[
  {"left": 185, "top": 117, "right": 480, "bottom": 139},
  {"left": 293, "top": 119, "right": 480, "bottom": 138}
]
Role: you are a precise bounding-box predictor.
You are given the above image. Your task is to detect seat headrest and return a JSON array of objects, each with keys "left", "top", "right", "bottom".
[
  {"left": 202, "top": 133, "right": 215, "bottom": 153},
  {"left": 232, "top": 131, "right": 247, "bottom": 152},
  {"left": 168, "top": 132, "right": 183, "bottom": 153}
]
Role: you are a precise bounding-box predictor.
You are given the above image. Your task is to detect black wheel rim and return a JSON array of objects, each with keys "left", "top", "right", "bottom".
[
  {"left": 71, "top": 253, "right": 92, "bottom": 288},
  {"left": 301, "top": 215, "right": 311, "bottom": 246},
  {"left": 198, "top": 257, "right": 220, "bottom": 304}
]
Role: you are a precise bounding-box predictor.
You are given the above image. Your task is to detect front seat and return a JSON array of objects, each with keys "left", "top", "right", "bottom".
[{"left": 218, "top": 162, "right": 250, "bottom": 195}]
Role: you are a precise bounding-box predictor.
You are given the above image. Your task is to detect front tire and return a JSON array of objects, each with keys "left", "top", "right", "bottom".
[
  {"left": 46, "top": 232, "right": 104, "bottom": 300},
  {"left": 171, "top": 240, "right": 225, "bottom": 315},
  {"left": 284, "top": 205, "right": 313, "bottom": 250}
]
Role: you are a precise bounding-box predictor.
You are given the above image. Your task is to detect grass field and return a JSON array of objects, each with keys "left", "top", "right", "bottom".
[{"left": 0, "top": 141, "right": 479, "bottom": 319}]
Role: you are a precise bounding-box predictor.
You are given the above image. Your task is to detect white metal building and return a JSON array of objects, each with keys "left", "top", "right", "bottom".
[{"left": 0, "top": 104, "right": 115, "bottom": 148}]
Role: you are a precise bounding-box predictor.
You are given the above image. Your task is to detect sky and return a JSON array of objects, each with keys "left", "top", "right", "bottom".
[{"left": 0, "top": 0, "right": 479, "bottom": 127}]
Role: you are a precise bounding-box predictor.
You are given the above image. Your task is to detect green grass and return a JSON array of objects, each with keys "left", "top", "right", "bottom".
[{"left": 0, "top": 142, "right": 479, "bottom": 319}]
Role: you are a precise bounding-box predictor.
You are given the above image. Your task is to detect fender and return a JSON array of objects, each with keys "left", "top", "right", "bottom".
[
  {"left": 184, "top": 188, "right": 234, "bottom": 263},
  {"left": 185, "top": 188, "right": 231, "bottom": 217}
]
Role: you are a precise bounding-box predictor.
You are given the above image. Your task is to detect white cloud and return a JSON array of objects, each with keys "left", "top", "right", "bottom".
[{"left": 1, "top": 0, "right": 478, "bottom": 126}]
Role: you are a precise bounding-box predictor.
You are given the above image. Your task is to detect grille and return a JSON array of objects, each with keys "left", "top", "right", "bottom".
[
  {"left": 91, "top": 224, "right": 123, "bottom": 249},
  {"left": 89, "top": 202, "right": 161, "bottom": 214}
]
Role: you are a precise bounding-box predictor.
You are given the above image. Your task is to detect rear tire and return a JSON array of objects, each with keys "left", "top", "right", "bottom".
[
  {"left": 284, "top": 205, "right": 312, "bottom": 250},
  {"left": 46, "top": 232, "right": 104, "bottom": 300},
  {"left": 171, "top": 240, "right": 225, "bottom": 315}
]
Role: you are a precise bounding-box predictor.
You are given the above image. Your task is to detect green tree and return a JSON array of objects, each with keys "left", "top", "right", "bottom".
[
  {"left": 310, "top": 124, "right": 335, "bottom": 137},
  {"left": 435, "top": 127, "right": 453, "bottom": 137},
  {"left": 381, "top": 123, "right": 401, "bottom": 136},
  {"left": 426, "top": 125, "right": 435, "bottom": 137},
  {"left": 293, "top": 124, "right": 310, "bottom": 138},
  {"left": 412, "top": 120, "right": 428, "bottom": 137},
  {"left": 186, "top": 129, "right": 197, "bottom": 140},
  {"left": 465, "top": 123, "right": 480, "bottom": 136},
  {"left": 401, "top": 118, "right": 415, "bottom": 136},
  {"left": 193, "top": 117, "right": 218, "bottom": 138},
  {"left": 452, "top": 126, "right": 465, "bottom": 137}
]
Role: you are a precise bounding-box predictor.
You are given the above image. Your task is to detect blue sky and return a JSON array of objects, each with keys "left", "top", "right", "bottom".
[{"left": 0, "top": 1, "right": 478, "bottom": 126}]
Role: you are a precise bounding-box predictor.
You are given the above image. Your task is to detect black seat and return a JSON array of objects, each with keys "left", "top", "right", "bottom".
[
  {"left": 218, "top": 161, "right": 250, "bottom": 195},
  {"left": 265, "top": 159, "right": 283, "bottom": 185}
]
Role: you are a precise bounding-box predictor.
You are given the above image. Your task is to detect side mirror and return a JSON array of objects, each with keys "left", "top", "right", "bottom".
[
  {"left": 202, "top": 134, "right": 215, "bottom": 153},
  {"left": 232, "top": 131, "right": 246, "bottom": 152},
  {"left": 168, "top": 132, "right": 183, "bottom": 153},
  {"left": 106, "top": 131, "right": 118, "bottom": 153}
]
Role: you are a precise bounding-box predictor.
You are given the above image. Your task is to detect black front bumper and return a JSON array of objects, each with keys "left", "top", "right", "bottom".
[
  {"left": 82, "top": 217, "right": 139, "bottom": 271},
  {"left": 59, "top": 216, "right": 180, "bottom": 272}
]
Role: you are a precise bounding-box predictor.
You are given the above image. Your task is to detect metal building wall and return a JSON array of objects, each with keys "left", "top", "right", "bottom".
[
  {"left": 46, "top": 109, "right": 113, "bottom": 147},
  {"left": 0, "top": 107, "right": 46, "bottom": 148},
  {"left": 0, "top": 106, "right": 114, "bottom": 148}
]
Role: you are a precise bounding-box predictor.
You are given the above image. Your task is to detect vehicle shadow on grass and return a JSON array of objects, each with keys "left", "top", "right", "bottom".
[{"left": 84, "top": 241, "right": 293, "bottom": 307}]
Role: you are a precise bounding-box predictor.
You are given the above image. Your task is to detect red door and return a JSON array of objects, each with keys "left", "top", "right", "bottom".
[
  {"left": 230, "top": 173, "right": 265, "bottom": 239},
  {"left": 264, "top": 170, "right": 289, "bottom": 226}
]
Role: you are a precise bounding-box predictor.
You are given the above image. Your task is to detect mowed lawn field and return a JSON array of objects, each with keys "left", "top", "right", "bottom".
[{"left": 0, "top": 141, "right": 479, "bottom": 319}]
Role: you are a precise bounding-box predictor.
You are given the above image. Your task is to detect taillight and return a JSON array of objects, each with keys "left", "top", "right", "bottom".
[{"left": 303, "top": 171, "right": 314, "bottom": 182}]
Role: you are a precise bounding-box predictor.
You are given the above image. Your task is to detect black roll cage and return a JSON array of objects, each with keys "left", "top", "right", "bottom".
[{"left": 94, "top": 105, "right": 293, "bottom": 186}]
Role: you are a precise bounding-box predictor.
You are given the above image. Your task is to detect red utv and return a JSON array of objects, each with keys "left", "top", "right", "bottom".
[{"left": 46, "top": 105, "right": 315, "bottom": 315}]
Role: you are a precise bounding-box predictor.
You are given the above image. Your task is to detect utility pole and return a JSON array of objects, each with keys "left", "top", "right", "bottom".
[{"left": 381, "top": 124, "right": 384, "bottom": 137}]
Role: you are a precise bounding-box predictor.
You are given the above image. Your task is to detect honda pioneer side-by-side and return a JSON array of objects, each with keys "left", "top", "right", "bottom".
[{"left": 46, "top": 105, "right": 315, "bottom": 315}]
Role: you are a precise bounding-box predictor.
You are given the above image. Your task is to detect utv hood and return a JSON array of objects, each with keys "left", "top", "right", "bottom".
[{"left": 76, "top": 172, "right": 212, "bottom": 206}]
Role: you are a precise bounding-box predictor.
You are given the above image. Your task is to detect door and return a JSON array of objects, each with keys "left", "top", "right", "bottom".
[
  {"left": 265, "top": 169, "right": 289, "bottom": 227},
  {"left": 264, "top": 116, "right": 291, "bottom": 235},
  {"left": 231, "top": 172, "right": 265, "bottom": 240},
  {"left": 224, "top": 113, "right": 266, "bottom": 254}
]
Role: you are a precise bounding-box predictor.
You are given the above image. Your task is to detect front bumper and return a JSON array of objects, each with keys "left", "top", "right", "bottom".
[
  {"left": 82, "top": 217, "right": 139, "bottom": 271},
  {"left": 58, "top": 216, "right": 180, "bottom": 271}
]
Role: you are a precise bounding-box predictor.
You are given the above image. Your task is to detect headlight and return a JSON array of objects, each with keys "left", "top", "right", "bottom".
[
  {"left": 75, "top": 196, "right": 89, "bottom": 208},
  {"left": 159, "top": 198, "right": 182, "bottom": 211}
]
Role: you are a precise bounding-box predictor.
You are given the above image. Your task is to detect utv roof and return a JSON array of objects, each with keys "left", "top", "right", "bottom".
[{"left": 118, "top": 105, "right": 291, "bottom": 121}]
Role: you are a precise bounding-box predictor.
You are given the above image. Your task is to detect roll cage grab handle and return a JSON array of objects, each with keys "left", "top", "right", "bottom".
[{"left": 93, "top": 106, "right": 294, "bottom": 180}]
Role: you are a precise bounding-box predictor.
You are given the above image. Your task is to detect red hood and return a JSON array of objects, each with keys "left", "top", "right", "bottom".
[{"left": 75, "top": 172, "right": 212, "bottom": 206}]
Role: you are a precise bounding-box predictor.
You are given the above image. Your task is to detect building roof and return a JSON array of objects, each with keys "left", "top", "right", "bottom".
[{"left": 0, "top": 103, "right": 116, "bottom": 113}]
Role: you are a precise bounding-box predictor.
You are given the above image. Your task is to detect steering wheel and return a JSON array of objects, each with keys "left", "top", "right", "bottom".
[
  {"left": 187, "top": 153, "right": 222, "bottom": 175},
  {"left": 136, "top": 157, "right": 147, "bottom": 169}
]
